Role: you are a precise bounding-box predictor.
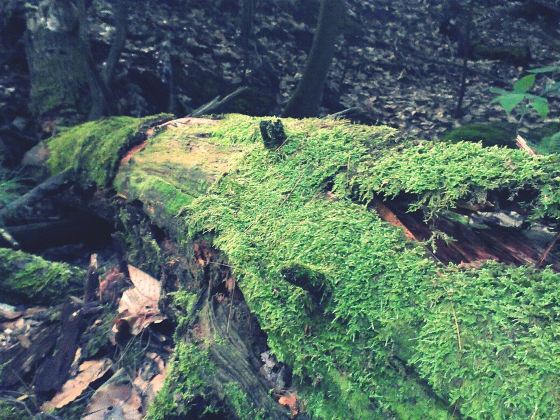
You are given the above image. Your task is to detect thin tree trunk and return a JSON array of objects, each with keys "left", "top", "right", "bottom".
[
  {"left": 282, "top": 0, "right": 346, "bottom": 118},
  {"left": 76, "top": 0, "right": 114, "bottom": 120},
  {"left": 24, "top": 0, "right": 88, "bottom": 122},
  {"left": 240, "top": 0, "right": 256, "bottom": 81},
  {"left": 103, "top": 0, "right": 128, "bottom": 87}
]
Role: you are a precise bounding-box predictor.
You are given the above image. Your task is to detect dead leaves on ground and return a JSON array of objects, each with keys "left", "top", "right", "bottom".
[
  {"left": 41, "top": 358, "right": 112, "bottom": 410},
  {"left": 82, "top": 369, "right": 143, "bottom": 420},
  {"left": 113, "top": 265, "right": 165, "bottom": 336}
]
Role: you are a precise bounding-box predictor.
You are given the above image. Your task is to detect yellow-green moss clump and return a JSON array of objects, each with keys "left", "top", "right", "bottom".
[
  {"left": 53, "top": 115, "right": 560, "bottom": 418},
  {"left": 46, "top": 114, "right": 170, "bottom": 188},
  {"left": 146, "top": 342, "right": 221, "bottom": 419},
  {"left": 0, "top": 248, "right": 84, "bottom": 305}
]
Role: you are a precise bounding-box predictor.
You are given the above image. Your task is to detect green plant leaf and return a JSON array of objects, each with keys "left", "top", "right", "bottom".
[
  {"left": 494, "top": 93, "right": 526, "bottom": 113},
  {"left": 513, "top": 74, "right": 536, "bottom": 93},
  {"left": 489, "top": 87, "right": 510, "bottom": 95},
  {"left": 547, "top": 131, "right": 560, "bottom": 142},
  {"left": 528, "top": 65, "right": 560, "bottom": 74},
  {"left": 531, "top": 97, "right": 549, "bottom": 119}
]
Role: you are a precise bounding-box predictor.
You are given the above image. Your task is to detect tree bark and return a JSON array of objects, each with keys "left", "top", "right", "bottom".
[
  {"left": 102, "top": 0, "right": 128, "bottom": 87},
  {"left": 282, "top": 0, "right": 346, "bottom": 118},
  {"left": 24, "top": 0, "right": 89, "bottom": 122}
]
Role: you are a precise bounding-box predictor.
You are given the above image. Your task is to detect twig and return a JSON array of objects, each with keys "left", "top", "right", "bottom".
[
  {"left": 451, "top": 305, "right": 463, "bottom": 351},
  {"left": 0, "top": 227, "right": 20, "bottom": 248},
  {"left": 0, "top": 169, "right": 73, "bottom": 225},
  {"left": 84, "top": 253, "right": 99, "bottom": 303},
  {"left": 189, "top": 86, "right": 250, "bottom": 117},
  {"left": 515, "top": 135, "right": 538, "bottom": 156},
  {"left": 537, "top": 232, "right": 559, "bottom": 268},
  {"left": 226, "top": 279, "right": 236, "bottom": 335}
]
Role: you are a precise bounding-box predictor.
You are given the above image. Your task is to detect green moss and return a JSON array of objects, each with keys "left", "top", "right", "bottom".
[
  {"left": 28, "top": 43, "right": 88, "bottom": 118},
  {"left": 0, "top": 177, "right": 24, "bottom": 208},
  {"left": 0, "top": 248, "right": 84, "bottom": 305},
  {"left": 536, "top": 133, "right": 560, "bottom": 155},
  {"left": 442, "top": 123, "right": 516, "bottom": 148},
  {"left": 0, "top": 400, "right": 27, "bottom": 420},
  {"left": 81, "top": 309, "right": 114, "bottom": 359},
  {"left": 146, "top": 342, "right": 222, "bottom": 419},
  {"left": 47, "top": 114, "right": 170, "bottom": 188},
  {"left": 223, "top": 382, "right": 266, "bottom": 420},
  {"left": 412, "top": 263, "right": 560, "bottom": 419},
  {"left": 100, "top": 114, "right": 560, "bottom": 417},
  {"left": 170, "top": 115, "right": 560, "bottom": 417}
]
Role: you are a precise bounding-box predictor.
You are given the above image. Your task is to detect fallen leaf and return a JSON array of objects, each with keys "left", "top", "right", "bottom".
[
  {"left": 82, "top": 368, "right": 143, "bottom": 420},
  {"left": 99, "top": 267, "right": 127, "bottom": 304},
  {"left": 113, "top": 265, "right": 164, "bottom": 335},
  {"left": 41, "top": 358, "right": 112, "bottom": 410},
  {"left": 128, "top": 265, "right": 161, "bottom": 299},
  {"left": 0, "top": 303, "right": 22, "bottom": 320},
  {"left": 225, "top": 277, "right": 236, "bottom": 293},
  {"left": 17, "top": 334, "right": 31, "bottom": 348}
]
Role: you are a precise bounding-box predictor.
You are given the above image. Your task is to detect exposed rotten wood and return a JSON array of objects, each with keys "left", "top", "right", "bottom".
[{"left": 382, "top": 199, "right": 559, "bottom": 269}]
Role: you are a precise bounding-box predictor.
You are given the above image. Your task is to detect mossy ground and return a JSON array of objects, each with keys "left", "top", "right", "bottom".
[
  {"left": 0, "top": 248, "right": 84, "bottom": 305},
  {"left": 442, "top": 122, "right": 516, "bottom": 148},
  {"left": 146, "top": 341, "right": 223, "bottom": 420},
  {"left": 51, "top": 114, "right": 560, "bottom": 418}
]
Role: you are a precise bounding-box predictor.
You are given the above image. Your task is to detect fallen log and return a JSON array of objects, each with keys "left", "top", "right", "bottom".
[
  {"left": 23, "top": 114, "right": 560, "bottom": 418},
  {"left": 0, "top": 248, "right": 84, "bottom": 305}
]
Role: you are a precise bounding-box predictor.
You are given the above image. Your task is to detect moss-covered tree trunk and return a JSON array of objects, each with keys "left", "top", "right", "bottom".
[
  {"left": 24, "top": 114, "right": 560, "bottom": 419},
  {"left": 24, "top": 0, "right": 89, "bottom": 123},
  {"left": 282, "top": 0, "right": 346, "bottom": 118}
]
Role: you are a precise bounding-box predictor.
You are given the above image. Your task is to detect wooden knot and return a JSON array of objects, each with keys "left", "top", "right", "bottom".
[{"left": 260, "top": 119, "right": 286, "bottom": 149}]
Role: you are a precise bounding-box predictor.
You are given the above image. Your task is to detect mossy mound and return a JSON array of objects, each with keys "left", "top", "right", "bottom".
[
  {"left": 49, "top": 115, "right": 560, "bottom": 418},
  {"left": 46, "top": 114, "right": 171, "bottom": 188},
  {"left": 471, "top": 44, "right": 531, "bottom": 66},
  {"left": 442, "top": 122, "right": 516, "bottom": 148},
  {"left": 0, "top": 248, "right": 84, "bottom": 305}
]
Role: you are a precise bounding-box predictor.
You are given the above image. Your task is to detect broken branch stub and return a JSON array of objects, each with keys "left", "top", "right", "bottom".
[{"left": 260, "top": 119, "right": 286, "bottom": 149}]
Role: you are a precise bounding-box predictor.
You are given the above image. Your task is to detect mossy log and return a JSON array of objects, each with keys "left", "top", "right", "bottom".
[
  {"left": 26, "top": 114, "right": 560, "bottom": 419},
  {"left": 0, "top": 248, "right": 84, "bottom": 305}
]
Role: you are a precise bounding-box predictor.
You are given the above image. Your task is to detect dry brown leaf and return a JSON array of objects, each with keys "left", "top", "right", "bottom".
[
  {"left": 82, "top": 369, "right": 143, "bottom": 420},
  {"left": 225, "top": 277, "right": 236, "bottom": 293},
  {"left": 99, "top": 267, "right": 127, "bottom": 304},
  {"left": 0, "top": 303, "right": 22, "bottom": 320},
  {"left": 128, "top": 265, "right": 161, "bottom": 299},
  {"left": 278, "top": 392, "right": 298, "bottom": 417},
  {"left": 41, "top": 358, "right": 112, "bottom": 410},
  {"left": 113, "top": 265, "right": 165, "bottom": 335},
  {"left": 17, "top": 334, "right": 31, "bottom": 348}
]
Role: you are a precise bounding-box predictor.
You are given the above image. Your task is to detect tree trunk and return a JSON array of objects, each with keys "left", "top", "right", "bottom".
[
  {"left": 282, "top": 0, "right": 346, "bottom": 118},
  {"left": 24, "top": 0, "right": 89, "bottom": 122}
]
